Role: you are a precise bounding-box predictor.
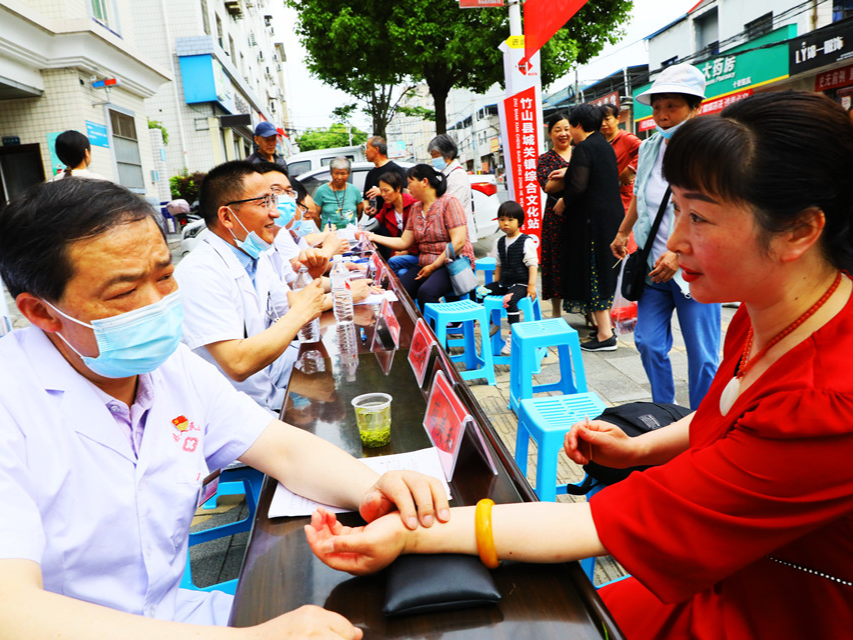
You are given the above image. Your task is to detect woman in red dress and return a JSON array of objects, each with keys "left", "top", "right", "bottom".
[
  {"left": 307, "top": 92, "right": 853, "bottom": 638},
  {"left": 537, "top": 112, "right": 572, "bottom": 319}
]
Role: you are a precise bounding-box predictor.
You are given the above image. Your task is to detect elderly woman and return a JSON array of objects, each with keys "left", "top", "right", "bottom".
[
  {"left": 311, "top": 157, "right": 363, "bottom": 229},
  {"left": 611, "top": 64, "right": 720, "bottom": 408},
  {"left": 368, "top": 164, "right": 474, "bottom": 306},
  {"left": 307, "top": 90, "right": 853, "bottom": 640},
  {"left": 427, "top": 134, "right": 476, "bottom": 242}
]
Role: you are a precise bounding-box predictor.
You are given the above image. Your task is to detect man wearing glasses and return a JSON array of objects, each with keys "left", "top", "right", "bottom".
[{"left": 175, "top": 161, "right": 325, "bottom": 413}]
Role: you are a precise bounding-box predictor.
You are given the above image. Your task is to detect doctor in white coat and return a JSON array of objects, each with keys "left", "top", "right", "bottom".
[
  {"left": 0, "top": 177, "right": 450, "bottom": 639},
  {"left": 175, "top": 161, "right": 326, "bottom": 413}
]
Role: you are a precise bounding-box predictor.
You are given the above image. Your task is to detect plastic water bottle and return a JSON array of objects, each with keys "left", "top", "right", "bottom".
[
  {"left": 336, "top": 323, "right": 359, "bottom": 382},
  {"left": 330, "top": 255, "right": 354, "bottom": 324},
  {"left": 294, "top": 266, "right": 320, "bottom": 343}
]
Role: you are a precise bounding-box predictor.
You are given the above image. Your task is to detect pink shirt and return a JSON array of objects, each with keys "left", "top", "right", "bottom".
[{"left": 405, "top": 193, "right": 474, "bottom": 267}]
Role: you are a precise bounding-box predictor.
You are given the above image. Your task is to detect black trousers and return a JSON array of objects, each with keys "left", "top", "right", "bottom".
[{"left": 480, "top": 282, "right": 529, "bottom": 324}]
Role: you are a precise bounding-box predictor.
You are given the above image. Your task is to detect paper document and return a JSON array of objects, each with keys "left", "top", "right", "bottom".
[
  {"left": 268, "top": 447, "right": 451, "bottom": 518},
  {"left": 355, "top": 290, "right": 398, "bottom": 306}
]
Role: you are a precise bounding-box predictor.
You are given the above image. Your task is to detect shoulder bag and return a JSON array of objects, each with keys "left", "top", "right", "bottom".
[
  {"left": 445, "top": 242, "right": 477, "bottom": 295},
  {"left": 621, "top": 185, "right": 672, "bottom": 302}
]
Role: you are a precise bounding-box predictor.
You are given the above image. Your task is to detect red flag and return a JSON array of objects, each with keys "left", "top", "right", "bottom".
[{"left": 521, "top": 0, "right": 588, "bottom": 67}]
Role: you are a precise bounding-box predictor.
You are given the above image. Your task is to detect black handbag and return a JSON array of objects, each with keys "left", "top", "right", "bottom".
[
  {"left": 621, "top": 185, "right": 672, "bottom": 302},
  {"left": 564, "top": 401, "right": 691, "bottom": 494}
]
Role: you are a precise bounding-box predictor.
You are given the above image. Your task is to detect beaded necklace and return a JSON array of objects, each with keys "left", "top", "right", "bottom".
[{"left": 718, "top": 271, "right": 842, "bottom": 416}]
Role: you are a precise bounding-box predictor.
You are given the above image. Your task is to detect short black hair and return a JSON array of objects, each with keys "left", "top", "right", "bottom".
[
  {"left": 599, "top": 103, "right": 620, "bottom": 119},
  {"left": 55, "top": 130, "right": 90, "bottom": 169},
  {"left": 497, "top": 200, "right": 525, "bottom": 225},
  {"left": 0, "top": 179, "right": 161, "bottom": 301},
  {"left": 547, "top": 111, "right": 570, "bottom": 130},
  {"left": 291, "top": 178, "right": 308, "bottom": 204},
  {"left": 665, "top": 90, "right": 853, "bottom": 272},
  {"left": 198, "top": 160, "right": 260, "bottom": 226},
  {"left": 253, "top": 161, "right": 289, "bottom": 177},
  {"left": 569, "top": 104, "right": 603, "bottom": 133},
  {"left": 377, "top": 170, "right": 403, "bottom": 191},
  {"left": 368, "top": 136, "right": 388, "bottom": 156},
  {"left": 406, "top": 164, "right": 447, "bottom": 197}
]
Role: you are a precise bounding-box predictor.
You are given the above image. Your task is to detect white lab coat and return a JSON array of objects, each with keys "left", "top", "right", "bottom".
[
  {"left": 0, "top": 327, "right": 270, "bottom": 624},
  {"left": 175, "top": 233, "right": 297, "bottom": 413}
]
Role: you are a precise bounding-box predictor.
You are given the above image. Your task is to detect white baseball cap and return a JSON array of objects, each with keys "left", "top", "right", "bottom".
[{"left": 635, "top": 63, "right": 706, "bottom": 106}]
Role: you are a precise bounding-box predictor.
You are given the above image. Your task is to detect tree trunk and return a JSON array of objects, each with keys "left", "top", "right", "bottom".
[{"left": 431, "top": 85, "right": 449, "bottom": 135}]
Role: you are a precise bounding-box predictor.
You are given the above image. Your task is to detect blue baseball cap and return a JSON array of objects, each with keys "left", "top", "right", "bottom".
[{"left": 254, "top": 121, "right": 277, "bottom": 138}]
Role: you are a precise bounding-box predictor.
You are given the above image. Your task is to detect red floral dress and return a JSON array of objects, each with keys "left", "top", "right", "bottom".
[{"left": 537, "top": 149, "right": 571, "bottom": 300}]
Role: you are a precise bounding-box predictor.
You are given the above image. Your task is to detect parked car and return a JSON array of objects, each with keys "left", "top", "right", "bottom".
[
  {"left": 180, "top": 216, "right": 207, "bottom": 256},
  {"left": 295, "top": 162, "right": 499, "bottom": 238},
  {"left": 286, "top": 145, "right": 366, "bottom": 178}
]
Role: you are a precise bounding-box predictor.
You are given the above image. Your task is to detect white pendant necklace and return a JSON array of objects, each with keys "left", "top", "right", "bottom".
[{"left": 718, "top": 376, "right": 740, "bottom": 416}]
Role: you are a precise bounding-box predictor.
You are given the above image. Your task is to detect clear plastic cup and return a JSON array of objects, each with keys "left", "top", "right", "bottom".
[{"left": 351, "top": 392, "right": 392, "bottom": 448}]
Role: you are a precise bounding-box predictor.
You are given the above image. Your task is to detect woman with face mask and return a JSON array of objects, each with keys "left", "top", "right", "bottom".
[
  {"left": 610, "top": 63, "right": 721, "bottom": 410},
  {"left": 427, "top": 134, "right": 476, "bottom": 242}
]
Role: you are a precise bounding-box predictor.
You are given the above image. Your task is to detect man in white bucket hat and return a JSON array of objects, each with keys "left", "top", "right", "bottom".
[{"left": 610, "top": 63, "right": 722, "bottom": 410}]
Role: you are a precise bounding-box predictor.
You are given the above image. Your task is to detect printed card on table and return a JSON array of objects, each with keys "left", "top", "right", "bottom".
[
  {"left": 408, "top": 317, "right": 437, "bottom": 386},
  {"left": 370, "top": 297, "right": 400, "bottom": 351},
  {"left": 423, "top": 370, "right": 470, "bottom": 481}
]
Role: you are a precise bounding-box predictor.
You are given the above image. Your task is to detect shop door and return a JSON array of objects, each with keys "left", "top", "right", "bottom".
[{"left": 0, "top": 144, "right": 46, "bottom": 204}]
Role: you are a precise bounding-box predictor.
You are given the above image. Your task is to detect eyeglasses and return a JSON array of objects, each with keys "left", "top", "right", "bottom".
[
  {"left": 226, "top": 193, "right": 278, "bottom": 209},
  {"left": 270, "top": 186, "right": 297, "bottom": 198}
]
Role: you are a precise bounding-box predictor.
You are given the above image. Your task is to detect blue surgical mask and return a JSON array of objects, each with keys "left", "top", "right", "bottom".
[
  {"left": 229, "top": 211, "right": 271, "bottom": 259},
  {"left": 295, "top": 218, "right": 320, "bottom": 237},
  {"left": 274, "top": 195, "right": 297, "bottom": 228},
  {"left": 431, "top": 156, "right": 447, "bottom": 171},
  {"left": 656, "top": 120, "right": 686, "bottom": 140},
  {"left": 45, "top": 290, "right": 183, "bottom": 378}
]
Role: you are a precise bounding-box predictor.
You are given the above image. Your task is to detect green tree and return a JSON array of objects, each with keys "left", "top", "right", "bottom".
[
  {"left": 295, "top": 123, "right": 368, "bottom": 152},
  {"left": 169, "top": 171, "right": 206, "bottom": 202},
  {"left": 285, "top": 1, "right": 416, "bottom": 138},
  {"left": 287, "top": 0, "right": 632, "bottom": 134}
]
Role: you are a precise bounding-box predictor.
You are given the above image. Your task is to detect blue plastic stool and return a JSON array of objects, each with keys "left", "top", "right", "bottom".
[
  {"left": 482, "top": 294, "right": 543, "bottom": 366},
  {"left": 423, "top": 300, "right": 496, "bottom": 385},
  {"left": 181, "top": 466, "right": 264, "bottom": 594},
  {"left": 509, "top": 319, "right": 588, "bottom": 413},
  {"left": 516, "top": 393, "right": 606, "bottom": 502},
  {"left": 475, "top": 257, "right": 496, "bottom": 284}
]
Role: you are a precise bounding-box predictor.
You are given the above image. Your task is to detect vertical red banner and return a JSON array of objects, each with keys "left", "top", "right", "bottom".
[{"left": 503, "top": 85, "right": 543, "bottom": 256}]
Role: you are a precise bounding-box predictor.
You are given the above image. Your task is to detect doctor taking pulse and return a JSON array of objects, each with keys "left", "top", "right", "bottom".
[{"left": 0, "top": 178, "right": 449, "bottom": 640}]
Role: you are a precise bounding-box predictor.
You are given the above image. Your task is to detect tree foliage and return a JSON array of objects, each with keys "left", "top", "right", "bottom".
[
  {"left": 295, "top": 123, "right": 369, "bottom": 152},
  {"left": 287, "top": 0, "right": 632, "bottom": 134},
  {"left": 169, "top": 171, "right": 206, "bottom": 202}
]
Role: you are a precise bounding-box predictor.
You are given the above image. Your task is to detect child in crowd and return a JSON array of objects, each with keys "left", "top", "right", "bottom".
[{"left": 479, "top": 200, "right": 538, "bottom": 355}]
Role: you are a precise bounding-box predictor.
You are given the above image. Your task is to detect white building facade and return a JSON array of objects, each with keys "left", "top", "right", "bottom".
[
  {"left": 137, "top": 0, "right": 291, "bottom": 185},
  {"left": 0, "top": 0, "right": 171, "bottom": 201}
]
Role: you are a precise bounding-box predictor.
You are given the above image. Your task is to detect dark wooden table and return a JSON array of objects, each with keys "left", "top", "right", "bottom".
[{"left": 229, "top": 257, "right": 625, "bottom": 639}]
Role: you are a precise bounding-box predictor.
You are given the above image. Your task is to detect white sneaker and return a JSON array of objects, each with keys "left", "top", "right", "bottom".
[{"left": 500, "top": 339, "right": 511, "bottom": 356}]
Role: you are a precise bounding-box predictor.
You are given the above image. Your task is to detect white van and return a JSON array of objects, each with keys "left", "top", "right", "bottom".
[{"left": 286, "top": 145, "right": 365, "bottom": 177}]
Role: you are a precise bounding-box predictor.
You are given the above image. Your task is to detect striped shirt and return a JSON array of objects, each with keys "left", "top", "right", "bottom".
[{"left": 406, "top": 193, "right": 475, "bottom": 267}]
